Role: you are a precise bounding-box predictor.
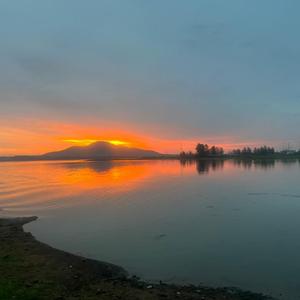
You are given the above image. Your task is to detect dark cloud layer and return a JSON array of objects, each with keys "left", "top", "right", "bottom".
[{"left": 0, "top": 0, "right": 300, "bottom": 146}]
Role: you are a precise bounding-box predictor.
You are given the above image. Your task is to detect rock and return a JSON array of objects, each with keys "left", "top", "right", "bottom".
[
  {"left": 0, "top": 216, "right": 38, "bottom": 227},
  {"left": 96, "top": 288, "right": 104, "bottom": 295}
]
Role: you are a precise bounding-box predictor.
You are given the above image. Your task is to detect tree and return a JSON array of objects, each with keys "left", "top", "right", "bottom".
[
  {"left": 195, "top": 144, "right": 224, "bottom": 157},
  {"left": 210, "top": 146, "right": 217, "bottom": 155},
  {"left": 196, "top": 144, "right": 209, "bottom": 157},
  {"left": 232, "top": 149, "right": 241, "bottom": 156},
  {"left": 179, "top": 151, "right": 186, "bottom": 158},
  {"left": 241, "top": 147, "right": 252, "bottom": 155},
  {"left": 216, "top": 147, "right": 224, "bottom": 156}
]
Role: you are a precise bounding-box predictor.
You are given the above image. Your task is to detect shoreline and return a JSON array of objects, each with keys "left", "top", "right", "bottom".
[
  {"left": 0, "top": 155, "right": 300, "bottom": 163},
  {"left": 0, "top": 216, "right": 275, "bottom": 300}
]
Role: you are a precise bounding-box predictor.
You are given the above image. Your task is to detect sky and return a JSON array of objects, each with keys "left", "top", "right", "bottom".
[{"left": 1, "top": 0, "right": 300, "bottom": 155}]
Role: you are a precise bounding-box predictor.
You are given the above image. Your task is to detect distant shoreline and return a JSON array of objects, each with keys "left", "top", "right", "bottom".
[
  {"left": 1, "top": 140, "right": 299, "bottom": 162},
  {"left": 0, "top": 154, "right": 300, "bottom": 162},
  {"left": 0, "top": 216, "right": 274, "bottom": 300},
  {"left": 0, "top": 155, "right": 177, "bottom": 162}
]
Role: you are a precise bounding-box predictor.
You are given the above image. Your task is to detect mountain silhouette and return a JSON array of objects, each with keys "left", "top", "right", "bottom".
[
  {"left": 0, "top": 141, "right": 162, "bottom": 161},
  {"left": 42, "top": 141, "right": 161, "bottom": 159}
]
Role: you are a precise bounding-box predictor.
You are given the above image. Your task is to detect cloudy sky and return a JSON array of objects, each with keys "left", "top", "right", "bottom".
[{"left": 0, "top": 0, "right": 300, "bottom": 155}]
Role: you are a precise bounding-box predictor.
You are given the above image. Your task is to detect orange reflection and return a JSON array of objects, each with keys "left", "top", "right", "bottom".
[
  {"left": 1, "top": 158, "right": 281, "bottom": 213},
  {"left": 56, "top": 160, "right": 193, "bottom": 191},
  {"left": 0, "top": 160, "right": 194, "bottom": 211},
  {"left": 59, "top": 161, "right": 150, "bottom": 190}
]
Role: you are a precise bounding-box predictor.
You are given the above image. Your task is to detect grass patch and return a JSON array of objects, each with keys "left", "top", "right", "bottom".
[{"left": 0, "top": 279, "right": 41, "bottom": 300}]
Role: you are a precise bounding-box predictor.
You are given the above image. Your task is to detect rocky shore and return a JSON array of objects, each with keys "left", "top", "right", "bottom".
[{"left": 0, "top": 217, "right": 275, "bottom": 300}]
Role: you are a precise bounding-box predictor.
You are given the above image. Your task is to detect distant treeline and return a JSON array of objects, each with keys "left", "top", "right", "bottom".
[
  {"left": 180, "top": 143, "right": 300, "bottom": 159},
  {"left": 231, "top": 146, "right": 275, "bottom": 156},
  {"left": 230, "top": 146, "right": 300, "bottom": 157}
]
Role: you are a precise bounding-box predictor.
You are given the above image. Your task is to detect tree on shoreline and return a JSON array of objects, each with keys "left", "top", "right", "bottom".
[
  {"left": 180, "top": 144, "right": 299, "bottom": 160},
  {"left": 195, "top": 144, "right": 224, "bottom": 157},
  {"left": 180, "top": 144, "right": 224, "bottom": 159},
  {"left": 231, "top": 146, "right": 275, "bottom": 156}
]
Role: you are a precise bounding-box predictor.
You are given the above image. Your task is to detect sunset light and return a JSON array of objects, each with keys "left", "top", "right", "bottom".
[
  {"left": 1, "top": 2, "right": 300, "bottom": 299},
  {"left": 106, "top": 140, "right": 131, "bottom": 146},
  {"left": 63, "top": 139, "right": 131, "bottom": 147},
  {"left": 63, "top": 139, "right": 100, "bottom": 146}
]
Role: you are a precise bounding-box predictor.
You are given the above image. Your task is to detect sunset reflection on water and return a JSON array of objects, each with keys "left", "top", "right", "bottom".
[
  {"left": 1, "top": 159, "right": 300, "bottom": 299},
  {"left": 0, "top": 160, "right": 193, "bottom": 212},
  {"left": 0, "top": 158, "right": 299, "bottom": 213}
]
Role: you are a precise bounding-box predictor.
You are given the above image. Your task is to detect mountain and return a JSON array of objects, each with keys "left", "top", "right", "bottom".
[
  {"left": 41, "top": 141, "right": 161, "bottom": 159},
  {"left": 0, "top": 142, "right": 162, "bottom": 161}
]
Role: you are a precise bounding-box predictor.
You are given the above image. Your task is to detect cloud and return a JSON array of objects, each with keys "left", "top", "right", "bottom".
[
  {"left": 15, "top": 55, "right": 68, "bottom": 83},
  {"left": 0, "top": 0, "right": 300, "bottom": 150}
]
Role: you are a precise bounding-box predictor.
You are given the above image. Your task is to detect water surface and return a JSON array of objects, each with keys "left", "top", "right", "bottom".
[{"left": 1, "top": 159, "right": 300, "bottom": 299}]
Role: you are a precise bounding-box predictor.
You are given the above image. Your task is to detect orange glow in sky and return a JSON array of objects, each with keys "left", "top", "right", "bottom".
[
  {"left": 63, "top": 139, "right": 131, "bottom": 147},
  {"left": 0, "top": 118, "right": 269, "bottom": 156}
]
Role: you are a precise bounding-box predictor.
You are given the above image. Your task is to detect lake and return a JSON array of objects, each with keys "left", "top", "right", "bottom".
[{"left": 0, "top": 159, "right": 300, "bottom": 299}]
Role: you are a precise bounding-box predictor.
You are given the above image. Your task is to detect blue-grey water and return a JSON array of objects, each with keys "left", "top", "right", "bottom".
[{"left": 0, "top": 159, "right": 300, "bottom": 299}]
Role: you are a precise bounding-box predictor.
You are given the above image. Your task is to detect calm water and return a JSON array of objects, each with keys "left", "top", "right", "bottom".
[{"left": 1, "top": 159, "right": 300, "bottom": 299}]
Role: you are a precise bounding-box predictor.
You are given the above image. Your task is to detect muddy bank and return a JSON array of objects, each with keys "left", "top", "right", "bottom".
[{"left": 0, "top": 217, "right": 274, "bottom": 300}]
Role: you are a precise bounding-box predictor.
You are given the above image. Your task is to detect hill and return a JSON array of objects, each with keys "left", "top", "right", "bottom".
[{"left": 0, "top": 141, "right": 162, "bottom": 161}]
